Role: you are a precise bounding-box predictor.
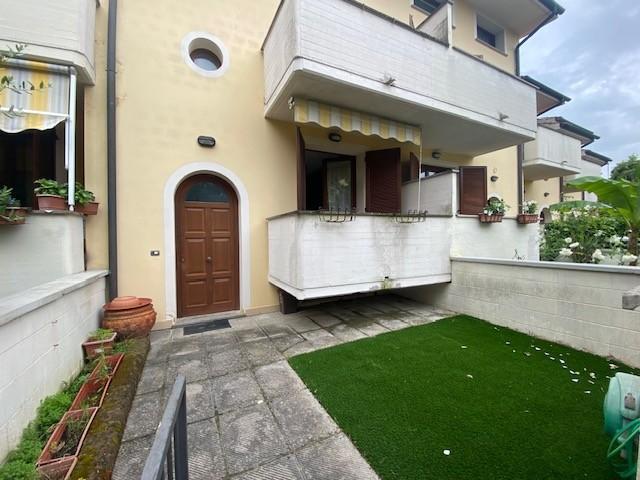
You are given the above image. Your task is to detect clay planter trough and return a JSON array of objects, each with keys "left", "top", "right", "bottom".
[
  {"left": 478, "top": 213, "right": 504, "bottom": 223},
  {"left": 517, "top": 213, "right": 540, "bottom": 224},
  {"left": 36, "top": 194, "right": 67, "bottom": 211},
  {"left": 37, "top": 407, "right": 98, "bottom": 466},
  {"left": 76, "top": 201, "right": 99, "bottom": 215},
  {"left": 36, "top": 455, "right": 78, "bottom": 480},
  {"left": 102, "top": 296, "right": 157, "bottom": 338},
  {"left": 88, "top": 353, "right": 124, "bottom": 381},
  {"left": 82, "top": 332, "right": 117, "bottom": 360},
  {"left": 69, "top": 376, "right": 112, "bottom": 411}
]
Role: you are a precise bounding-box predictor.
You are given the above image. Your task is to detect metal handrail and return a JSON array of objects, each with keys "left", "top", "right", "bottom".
[{"left": 141, "top": 375, "right": 189, "bottom": 480}]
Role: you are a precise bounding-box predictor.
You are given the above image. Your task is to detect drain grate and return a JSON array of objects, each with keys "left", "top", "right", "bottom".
[{"left": 183, "top": 318, "right": 231, "bottom": 336}]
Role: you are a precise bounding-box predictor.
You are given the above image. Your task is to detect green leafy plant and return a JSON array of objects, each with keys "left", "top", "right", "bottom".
[
  {"left": 0, "top": 186, "right": 24, "bottom": 223},
  {"left": 74, "top": 182, "right": 96, "bottom": 205},
  {"left": 483, "top": 196, "right": 508, "bottom": 215},
  {"left": 34, "top": 178, "right": 67, "bottom": 197},
  {"left": 611, "top": 154, "right": 640, "bottom": 182},
  {"left": 566, "top": 174, "right": 640, "bottom": 262},
  {"left": 89, "top": 328, "right": 114, "bottom": 341},
  {"left": 48, "top": 410, "right": 93, "bottom": 459}
]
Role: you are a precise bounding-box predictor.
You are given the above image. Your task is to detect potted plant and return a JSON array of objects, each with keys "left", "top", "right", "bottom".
[
  {"left": 70, "top": 373, "right": 112, "bottom": 411},
  {"left": 0, "top": 186, "right": 27, "bottom": 225},
  {"left": 479, "top": 196, "right": 508, "bottom": 223},
  {"left": 87, "top": 352, "right": 124, "bottom": 381},
  {"left": 34, "top": 178, "right": 68, "bottom": 211},
  {"left": 517, "top": 200, "right": 540, "bottom": 224},
  {"left": 74, "top": 182, "right": 99, "bottom": 215},
  {"left": 82, "top": 328, "right": 116, "bottom": 360},
  {"left": 37, "top": 407, "right": 98, "bottom": 466}
]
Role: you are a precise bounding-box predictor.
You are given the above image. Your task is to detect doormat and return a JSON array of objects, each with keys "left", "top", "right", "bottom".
[{"left": 183, "top": 318, "right": 232, "bottom": 336}]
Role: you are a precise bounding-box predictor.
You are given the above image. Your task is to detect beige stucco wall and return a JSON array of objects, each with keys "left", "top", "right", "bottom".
[
  {"left": 451, "top": 0, "right": 517, "bottom": 74},
  {"left": 115, "top": 0, "right": 294, "bottom": 319},
  {"left": 83, "top": 0, "right": 109, "bottom": 271},
  {"left": 91, "top": 0, "right": 527, "bottom": 320},
  {"left": 525, "top": 178, "right": 561, "bottom": 210}
]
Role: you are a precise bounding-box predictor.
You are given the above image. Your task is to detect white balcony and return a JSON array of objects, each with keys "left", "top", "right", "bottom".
[
  {"left": 0, "top": 0, "right": 98, "bottom": 84},
  {"left": 523, "top": 126, "right": 582, "bottom": 181},
  {"left": 268, "top": 172, "right": 540, "bottom": 300},
  {"left": 262, "top": 0, "right": 538, "bottom": 156}
]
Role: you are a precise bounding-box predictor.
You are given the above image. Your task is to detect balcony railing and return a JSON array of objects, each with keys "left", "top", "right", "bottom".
[{"left": 262, "top": 0, "right": 538, "bottom": 156}]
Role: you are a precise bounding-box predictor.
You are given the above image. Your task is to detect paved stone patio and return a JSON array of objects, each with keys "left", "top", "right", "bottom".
[{"left": 113, "top": 294, "right": 454, "bottom": 479}]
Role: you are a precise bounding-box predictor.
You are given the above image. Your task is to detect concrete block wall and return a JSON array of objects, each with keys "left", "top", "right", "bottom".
[
  {"left": 0, "top": 271, "right": 107, "bottom": 462},
  {"left": 405, "top": 257, "right": 640, "bottom": 367}
]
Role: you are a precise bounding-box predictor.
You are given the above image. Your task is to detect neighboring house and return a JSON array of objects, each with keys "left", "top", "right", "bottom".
[
  {"left": 520, "top": 77, "right": 611, "bottom": 211},
  {"left": 1, "top": 0, "right": 570, "bottom": 323}
]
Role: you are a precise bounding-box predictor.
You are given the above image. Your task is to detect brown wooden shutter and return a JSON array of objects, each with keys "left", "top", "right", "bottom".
[
  {"left": 296, "top": 127, "right": 306, "bottom": 210},
  {"left": 458, "top": 166, "right": 487, "bottom": 214},
  {"left": 365, "top": 148, "right": 401, "bottom": 213}
]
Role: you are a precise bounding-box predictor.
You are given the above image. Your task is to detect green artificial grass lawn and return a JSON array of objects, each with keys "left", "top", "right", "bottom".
[{"left": 289, "top": 315, "right": 639, "bottom": 480}]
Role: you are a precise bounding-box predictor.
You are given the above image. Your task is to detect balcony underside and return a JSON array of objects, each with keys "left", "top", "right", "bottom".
[
  {"left": 523, "top": 159, "right": 581, "bottom": 181},
  {"left": 266, "top": 65, "right": 534, "bottom": 157}
]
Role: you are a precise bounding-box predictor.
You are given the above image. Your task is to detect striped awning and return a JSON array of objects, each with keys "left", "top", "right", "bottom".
[
  {"left": 293, "top": 98, "right": 421, "bottom": 146},
  {"left": 0, "top": 59, "right": 70, "bottom": 133}
]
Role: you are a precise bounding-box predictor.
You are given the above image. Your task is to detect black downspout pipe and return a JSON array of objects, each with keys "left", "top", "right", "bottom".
[
  {"left": 514, "top": 8, "right": 561, "bottom": 212},
  {"left": 107, "top": 0, "right": 118, "bottom": 299}
]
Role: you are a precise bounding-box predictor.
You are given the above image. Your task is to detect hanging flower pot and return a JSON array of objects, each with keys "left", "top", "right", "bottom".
[
  {"left": 37, "top": 408, "right": 98, "bottom": 466},
  {"left": 478, "top": 213, "right": 504, "bottom": 223},
  {"left": 517, "top": 213, "right": 539, "bottom": 224},
  {"left": 102, "top": 296, "right": 157, "bottom": 338}
]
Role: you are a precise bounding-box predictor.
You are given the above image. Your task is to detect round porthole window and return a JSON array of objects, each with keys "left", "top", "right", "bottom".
[{"left": 181, "top": 32, "right": 229, "bottom": 77}]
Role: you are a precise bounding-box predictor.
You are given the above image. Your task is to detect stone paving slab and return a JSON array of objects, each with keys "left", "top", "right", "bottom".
[
  {"left": 188, "top": 418, "right": 225, "bottom": 480},
  {"left": 220, "top": 403, "right": 289, "bottom": 475},
  {"left": 270, "top": 389, "right": 339, "bottom": 449},
  {"left": 115, "top": 294, "right": 456, "bottom": 480},
  {"left": 211, "top": 370, "right": 263, "bottom": 413},
  {"left": 254, "top": 361, "right": 306, "bottom": 400}
]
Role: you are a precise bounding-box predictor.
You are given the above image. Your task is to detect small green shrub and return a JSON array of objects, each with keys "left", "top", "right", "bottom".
[
  {"left": 74, "top": 183, "right": 95, "bottom": 205},
  {"left": 88, "top": 328, "right": 114, "bottom": 341},
  {"left": 33, "top": 178, "right": 67, "bottom": 197}
]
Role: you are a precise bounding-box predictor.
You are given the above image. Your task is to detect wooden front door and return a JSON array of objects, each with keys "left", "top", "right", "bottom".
[
  {"left": 176, "top": 175, "right": 239, "bottom": 317},
  {"left": 365, "top": 148, "right": 401, "bottom": 213}
]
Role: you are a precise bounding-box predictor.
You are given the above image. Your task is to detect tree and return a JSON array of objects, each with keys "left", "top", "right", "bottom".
[
  {"left": 611, "top": 154, "right": 640, "bottom": 182},
  {"left": 566, "top": 175, "right": 640, "bottom": 260}
]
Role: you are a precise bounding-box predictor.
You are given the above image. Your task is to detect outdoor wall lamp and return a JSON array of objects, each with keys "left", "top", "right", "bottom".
[
  {"left": 197, "top": 136, "right": 216, "bottom": 147},
  {"left": 328, "top": 132, "right": 342, "bottom": 143},
  {"left": 490, "top": 175, "right": 499, "bottom": 182},
  {"left": 432, "top": 150, "right": 441, "bottom": 160}
]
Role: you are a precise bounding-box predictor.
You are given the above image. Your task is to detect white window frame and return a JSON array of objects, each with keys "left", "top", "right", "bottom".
[{"left": 474, "top": 13, "right": 507, "bottom": 55}]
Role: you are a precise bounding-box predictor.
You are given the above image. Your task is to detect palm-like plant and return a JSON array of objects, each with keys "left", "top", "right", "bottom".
[{"left": 566, "top": 175, "right": 640, "bottom": 256}]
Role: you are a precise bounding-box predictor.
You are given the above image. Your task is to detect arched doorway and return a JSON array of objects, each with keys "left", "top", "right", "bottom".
[{"left": 175, "top": 174, "right": 239, "bottom": 317}]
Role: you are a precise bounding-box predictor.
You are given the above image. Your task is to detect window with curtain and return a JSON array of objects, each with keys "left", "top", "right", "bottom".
[{"left": 325, "top": 160, "right": 353, "bottom": 210}]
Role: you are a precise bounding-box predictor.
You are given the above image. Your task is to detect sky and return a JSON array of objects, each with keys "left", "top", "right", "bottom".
[{"left": 520, "top": 0, "right": 640, "bottom": 173}]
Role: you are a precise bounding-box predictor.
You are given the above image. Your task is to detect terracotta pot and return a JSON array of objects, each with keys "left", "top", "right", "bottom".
[
  {"left": 76, "top": 201, "right": 99, "bottom": 215},
  {"left": 517, "top": 213, "right": 540, "bottom": 224},
  {"left": 0, "top": 207, "right": 29, "bottom": 225},
  {"left": 82, "top": 332, "right": 117, "bottom": 360},
  {"left": 102, "top": 296, "right": 156, "bottom": 338},
  {"left": 88, "top": 353, "right": 124, "bottom": 381},
  {"left": 478, "top": 213, "right": 504, "bottom": 223},
  {"left": 37, "top": 407, "right": 98, "bottom": 466},
  {"left": 37, "top": 456, "right": 78, "bottom": 480},
  {"left": 37, "top": 194, "right": 67, "bottom": 211},
  {"left": 70, "top": 376, "right": 112, "bottom": 411}
]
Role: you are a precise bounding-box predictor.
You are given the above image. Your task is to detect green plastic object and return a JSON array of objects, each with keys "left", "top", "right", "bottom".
[{"left": 604, "top": 373, "right": 640, "bottom": 478}]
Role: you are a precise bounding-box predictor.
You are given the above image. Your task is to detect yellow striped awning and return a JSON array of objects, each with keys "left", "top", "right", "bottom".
[
  {"left": 293, "top": 98, "right": 421, "bottom": 146},
  {"left": 0, "top": 59, "right": 70, "bottom": 133}
]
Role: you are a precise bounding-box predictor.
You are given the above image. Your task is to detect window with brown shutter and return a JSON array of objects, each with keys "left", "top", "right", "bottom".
[
  {"left": 458, "top": 166, "right": 487, "bottom": 214},
  {"left": 365, "top": 148, "right": 401, "bottom": 213}
]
